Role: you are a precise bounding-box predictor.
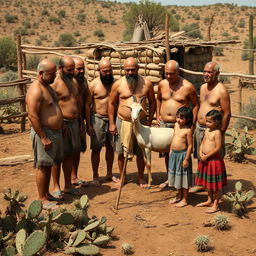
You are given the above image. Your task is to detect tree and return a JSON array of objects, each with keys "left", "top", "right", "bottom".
[
  {"left": 182, "top": 22, "right": 202, "bottom": 39},
  {"left": 122, "top": 0, "right": 167, "bottom": 41},
  {"left": 0, "top": 37, "right": 17, "bottom": 70},
  {"left": 56, "top": 33, "right": 76, "bottom": 47},
  {"left": 241, "top": 36, "right": 256, "bottom": 61}
]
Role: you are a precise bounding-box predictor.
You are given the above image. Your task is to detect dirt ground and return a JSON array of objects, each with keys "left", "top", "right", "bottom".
[{"left": 0, "top": 86, "right": 256, "bottom": 256}]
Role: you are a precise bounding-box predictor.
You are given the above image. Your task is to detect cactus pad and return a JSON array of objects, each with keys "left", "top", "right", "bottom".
[
  {"left": 53, "top": 212, "right": 74, "bottom": 225},
  {"left": 75, "top": 244, "right": 100, "bottom": 255},
  {"left": 16, "top": 228, "right": 26, "bottom": 255},
  {"left": 27, "top": 200, "right": 42, "bottom": 220},
  {"left": 93, "top": 235, "right": 110, "bottom": 247},
  {"left": 83, "top": 220, "right": 100, "bottom": 232},
  {"left": 80, "top": 195, "right": 89, "bottom": 209},
  {"left": 3, "top": 245, "right": 16, "bottom": 256},
  {"left": 23, "top": 230, "right": 47, "bottom": 256},
  {"left": 72, "top": 230, "right": 86, "bottom": 247}
]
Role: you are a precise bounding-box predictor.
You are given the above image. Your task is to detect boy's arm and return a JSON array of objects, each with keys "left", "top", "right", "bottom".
[
  {"left": 185, "top": 129, "right": 193, "bottom": 160},
  {"left": 204, "top": 130, "right": 222, "bottom": 159}
]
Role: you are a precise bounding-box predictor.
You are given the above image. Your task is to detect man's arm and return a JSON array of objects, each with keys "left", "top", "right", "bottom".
[
  {"left": 188, "top": 83, "right": 199, "bottom": 126},
  {"left": 85, "top": 85, "right": 93, "bottom": 136},
  {"left": 26, "top": 85, "right": 52, "bottom": 149},
  {"left": 147, "top": 80, "right": 156, "bottom": 126},
  {"left": 220, "top": 85, "right": 231, "bottom": 133},
  {"left": 156, "top": 81, "right": 163, "bottom": 125},
  {"left": 108, "top": 80, "right": 119, "bottom": 135}
]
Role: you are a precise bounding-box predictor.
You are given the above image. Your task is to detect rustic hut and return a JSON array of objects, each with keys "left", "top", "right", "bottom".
[{"left": 82, "top": 34, "right": 239, "bottom": 91}]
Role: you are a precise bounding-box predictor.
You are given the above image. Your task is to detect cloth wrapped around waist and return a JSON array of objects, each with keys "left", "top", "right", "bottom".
[{"left": 120, "top": 120, "right": 134, "bottom": 159}]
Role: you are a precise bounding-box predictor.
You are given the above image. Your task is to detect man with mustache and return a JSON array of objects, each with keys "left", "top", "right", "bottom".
[
  {"left": 72, "top": 57, "right": 91, "bottom": 187},
  {"left": 108, "top": 57, "right": 156, "bottom": 188},
  {"left": 26, "top": 59, "right": 63, "bottom": 209},
  {"left": 88, "top": 58, "right": 118, "bottom": 186},
  {"left": 157, "top": 60, "right": 199, "bottom": 189},
  {"left": 190, "top": 61, "right": 231, "bottom": 193},
  {"left": 51, "top": 56, "right": 82, "bottom": 198}
]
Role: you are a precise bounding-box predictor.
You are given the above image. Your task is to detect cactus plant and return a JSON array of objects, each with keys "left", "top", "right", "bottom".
[
  {"left": 194, "top": 235, "right": 210, "bottom": 252},
  {"left": 64, "top": 244, "right": 100, "bottom": 255},
  {"left": 16, "top": 229, "right": 26, "bottom": 254},
  {"left": 121, "top": 243, "right": 134, "bottom": 255},
  {"left": 26, "top": 200, "right": 42, "bottom": 220},
  {"left": 93, "top": 235, "right": 110, "bottom": 247},
  {"left": 3, "top": 245, "right": 16, "bottom": 256},
  {"left": 213, "top": 214, "right": 229, "bottom": 230},
  {"left": 225, "top": 126, "right": 256, "bottom": 162},
  {"left": 222, "top": 181, "right": 254, "bottom": 216}
]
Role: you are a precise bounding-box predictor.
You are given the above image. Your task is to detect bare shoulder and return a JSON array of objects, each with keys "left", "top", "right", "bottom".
[
  {"left": 158, "top": 79, "right": 167, "bottom": 88},
  {"left": 111, "top": 77, "right": 122, "bottom": 92},
  {"left": 27, "top": 80, "right": 42, "bottom": 96},
  {"left": 218, "top": 82, "right": 228, "bottom": 93},
  {"left": 183, "top": 78, "right": 196, "bottom": 91},
  {"left": 214, "top": 129, "right": 222, "bottom": 137}
]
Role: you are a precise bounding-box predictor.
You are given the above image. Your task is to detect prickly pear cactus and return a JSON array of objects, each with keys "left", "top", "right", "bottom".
[
  {"left": 16, "top": 228, "right": 26, "bottom": 255},
  {"left": 26, "top": 200, "right": 42, "bottom": 220},
  {"left": 93, "top": 235, "right": 110, "bottom": 247},
  {"left": 65, "top": 244, "right": 100, "bottom": 255},
  {"left": 3, "top": 245, "right": 16, "bottom": 256},
  {"left": 52, "top": 212, "right": 74, "bottom": 225},
  {"left": 23, "top": 230, "right": 47, "bottom": 256}
]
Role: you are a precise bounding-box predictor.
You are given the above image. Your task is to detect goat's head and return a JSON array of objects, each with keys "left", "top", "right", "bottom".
[{"left": 123, "top": 96, "right": 147, "bottom": 123}]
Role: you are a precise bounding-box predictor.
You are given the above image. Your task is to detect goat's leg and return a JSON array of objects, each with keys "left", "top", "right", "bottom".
[{"left": 144, "top": 148, "right": 152, "bottom": 187}]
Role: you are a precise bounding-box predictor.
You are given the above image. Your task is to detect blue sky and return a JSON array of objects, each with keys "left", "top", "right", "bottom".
[{"left": 113, "top": 0, "right": 256, "bottom": 6}]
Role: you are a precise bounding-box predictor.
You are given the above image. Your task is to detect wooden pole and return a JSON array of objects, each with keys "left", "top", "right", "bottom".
[
  {"left": 207, "top": 14, "right": 215, "bottom": 41},
  {"left": 16, "top": 36, "right": 26, "bottom": 132},
  {"left": 165, "top": 13, "right": 170, "bottom": 62},
  {"left": 238, "top": 79, "right": 242, "bottom": 113},
  {"left": 249, "top": 15, "right": 254, "bottom": 75}
]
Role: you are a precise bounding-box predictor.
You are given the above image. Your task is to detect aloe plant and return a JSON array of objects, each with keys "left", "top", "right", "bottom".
[
  {"left": 222, "top": 181, "right": 255, "bottom": 216},
  {"left": 225, "top": 126, "right": 256, "bottom": 162}
]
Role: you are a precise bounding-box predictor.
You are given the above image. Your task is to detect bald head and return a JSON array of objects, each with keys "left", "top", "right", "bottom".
[
  {"left": 205, "top": 62, "right": 220, "bottom": 72},
  {"left": 98, "top": 58, "right": 113, "bottom": 86},
  {"left": 124, "top": 57, "right": 138, "bottom": 69},
  {"left": 37, "top": 59, "right": 56, "bottom": 73},
  {"left": 59, "top": 56, "right": 75, "bottom": 78},
  {"left": 73, "top": 57, "right": 85, "bottom": 66},
  {"left": 98, "top": 58, "right": 112, "bottom": 71},
  {"left": 203, "top": 62, "right": 220, "bottom": 84},
  {"left": 165, "top": 60, "right": 179, "bottom": 71}
]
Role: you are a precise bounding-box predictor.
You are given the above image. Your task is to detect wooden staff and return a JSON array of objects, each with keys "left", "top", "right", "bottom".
[
  {"left": 114, "top": 123, "right": 133, "bottom": 212},
  {"left": 165, "top": 13, "right": 170, "bottom": 61}
]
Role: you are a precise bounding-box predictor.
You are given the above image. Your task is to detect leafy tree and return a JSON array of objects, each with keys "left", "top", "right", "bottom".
[
  {"left": 182, "top": 22, "right": 202, "bottom": 39},
  {"left": 169, "top": 15, "right": 179, "bottom": 32},
  {"left": 56, "top": 33, "right": 76, "bottom": 47},
  {"left": 0, "top": 37, "right": 17, "bottom": 70},
  {"left": 123, "top": 0, "right": 167, "bottom": 41}
]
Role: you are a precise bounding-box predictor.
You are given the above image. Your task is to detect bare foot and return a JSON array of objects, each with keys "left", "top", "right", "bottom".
[
  {"left": 196, "top": 201, "right": 213, "bottom": 207},
  {"left": 189, "top": 186, "right": 205, "bottom": 193},
  {"left": 159, "top": 180, "right": 168, "bottom": 189},
  {"left": 138, "top": 178, "right": 149, "bottom": 189},
  {"left": 205, "top": 207, "right": 219, "bottom": 214},
  {"left": 91, "top": 179, "right": 101, "bottom": 187},
  {"left": 175, "top": 200, "right": 188, "bottom": 208},
  {"left": 106, "top": 175, "right": 120, "bottom": 183},
  {"left": 169, "top": 197, "right": 182, "bottom": 204}
]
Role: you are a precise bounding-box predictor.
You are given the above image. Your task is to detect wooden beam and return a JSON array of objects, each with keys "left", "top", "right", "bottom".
[{"left": 0, "top": 155, "right": 33, "bottom": 166}]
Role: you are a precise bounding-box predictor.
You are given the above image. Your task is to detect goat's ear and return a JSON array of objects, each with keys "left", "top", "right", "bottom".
[
  {"left": 122, "top": 105, "right": 132, "bottom": 110},
  {"left": 132, "top": 95, "right": 137, "bottom": 102},
  {"left": 139, "top": 96, "right": 147, "bottom": 104}
]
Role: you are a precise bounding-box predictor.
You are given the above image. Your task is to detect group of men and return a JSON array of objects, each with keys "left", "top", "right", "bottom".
[{"left": 26, "top": 55, "right": 231, "bottom": 209}]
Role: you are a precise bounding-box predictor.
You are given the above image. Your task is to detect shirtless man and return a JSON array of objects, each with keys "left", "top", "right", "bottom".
[
  {"left": 191, "top": 61, "right": 231, "bottom": 192},
  {"left": 51, "top": 56, "right": 82, "bottom": 197},
  {"left": 26, "top": 59, "right": 63, "bottom": 209},
  {"left": 72, "top": 57, "right": 91, "bottom": 187},
  {"left": 108, "top": 57, "right": 156, "bottom": 187},
  {"left": 157, "top": 60, "right": 199, "bottom": 188},
  {"left": 88, "top": 58, "right": 119, "bottom": 186}
]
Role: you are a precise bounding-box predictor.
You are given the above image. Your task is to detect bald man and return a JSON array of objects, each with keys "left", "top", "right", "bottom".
[
  {"left": 88, "top": 58, "right": 118, "bottom": 186},
  {"left": 190, "top": 62, "right": 231, "bottom": 193},
  {"left": 51, "top": 56, "right": 82, "bottom": 197},
  {"left": 26, "top": 59, "right": 63, "bottom": 209},
  {"left": 108, "top": 57, "right": 156, "bottom": 187},
  {"left": 157, "top": 60, "right": 199, "bottom": 188},
  {"left": 72, "top": 57, "right": 91, "bottom": 187}
]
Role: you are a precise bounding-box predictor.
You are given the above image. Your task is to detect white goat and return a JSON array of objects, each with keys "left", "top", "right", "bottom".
[{"left": 126, "top": 97, "right": 174, "bottom": 187}]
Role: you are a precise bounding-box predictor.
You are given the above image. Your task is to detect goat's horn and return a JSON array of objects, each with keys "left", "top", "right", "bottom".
[
  {"left": 139, "top": 96, "right": 147, "bottom": 104},
  {"left": 132, "top": 95, "right": 137, "bottom": 102}
]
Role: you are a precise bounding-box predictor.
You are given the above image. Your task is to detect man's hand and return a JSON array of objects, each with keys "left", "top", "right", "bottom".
[
  {"left": 86, "top": 124, "right": 94, "bottom": 137},
  {"left": 156, "top": 116, "right": 162, "bottom": 126},
  {"left": 109, "top": 123, "right": 117, "bottom": 136},
  {"left": 41, "top": 136, "right": 52, "bottom": 151}
]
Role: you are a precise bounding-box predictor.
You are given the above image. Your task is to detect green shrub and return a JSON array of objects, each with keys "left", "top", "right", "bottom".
[
  {"left": 41, "top": 9, "right": 49, "bottom": 16},
  {"left": 169, "top": 15, "right": 179, "bottom": 32},
  {"left": 56, "top": 33, "right": 76, "bottom": 47},
  {"left": 235, "top": 97, "right": 256, "bottom": 130},
  {"left": 192, "top": 13, "right": 200, "bottom": 20},
  {"left": 101, "top": 2, "right": 111, "bottom": 8},
  {"left": 97, "top": 15, "right": 109, "bottom": 23},
  {"left": 27, "top": 55, "right": 41, "bottom": 71},
  {"left": 40, "top": 35, "right": 48, "bottom": 41},
  {"left": 14, "top": 27, "right": 29, "bottom": 36},
  {"left": 77, "top": 12, "right": 86, "bottom": 23},
  {"left": 35, "top": 39, "right": 42, "bottom": 46},
  {"left": 74, "top": 30, "right": 81, "bottom": 37},
  {"left": 110, "top": 20, "right": 117, "bottom": 25},
  {"left": 58, "top": 10, "right": 66, "bottom": 18},
  {"left": 238, "top": 18, "right": 245, "bottom": 28},
  {"left": 0, "top": 71, "right": 18, "bottom": 83},
  {"left": 94, "top": 29, "right": 105, "bottom": 38},
  {"left": 5, "top": 14, "right": 18, "bottom": 23},
  {"left": 241, "top": 36, "right": 256, "bottom": 61},
  {"left": 213, "top": 47, "right": 224, "bottom": 56},
  {"left": 182, "top": 22, "right": 202, "bottom": 39},
  {"left": 22, "top": 21, "right": 31, "bottom": 29},
  {"left": 0, "top": 37, "right": 17, "bottom": 70},
  {"left": 48, "top": 16, "right": 61, "bottom": 24}
]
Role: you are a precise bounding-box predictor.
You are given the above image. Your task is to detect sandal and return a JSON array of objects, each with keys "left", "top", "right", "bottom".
[
  {"left": 64, "top": 188, "right": 82, "bottom": 196},
  {"left": 51, "top": 191, "right": 64, "bottom": 201},
  {"left": 43, "top": 202, "right": 59, "bottom": 210},
  {"left": 72, "top": 179, "right": 89, "bottom": 187}
]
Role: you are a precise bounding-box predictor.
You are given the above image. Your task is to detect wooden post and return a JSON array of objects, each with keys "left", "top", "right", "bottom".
[
  {"left": 239, "top": 79, "right": 242, "bottom": 113},
  {"left": 16, "top": 36, "right": 26, "bottom": 132},
  {"left": 165, "top": 13, "right": 170, "bottom": 62},
  {"left": 249, "top": 15, "right": 254, "bottom": 75}
]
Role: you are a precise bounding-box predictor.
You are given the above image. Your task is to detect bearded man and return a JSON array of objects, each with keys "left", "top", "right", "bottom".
[
  {"left": 108, "top": 57, "right": 156, "bottom": 187},
  {"left": 50, "top": 56, "right": 82, "bottom": 198},
  {"left": 88, "top": 58, "right": 119, "bottom": 186}
]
